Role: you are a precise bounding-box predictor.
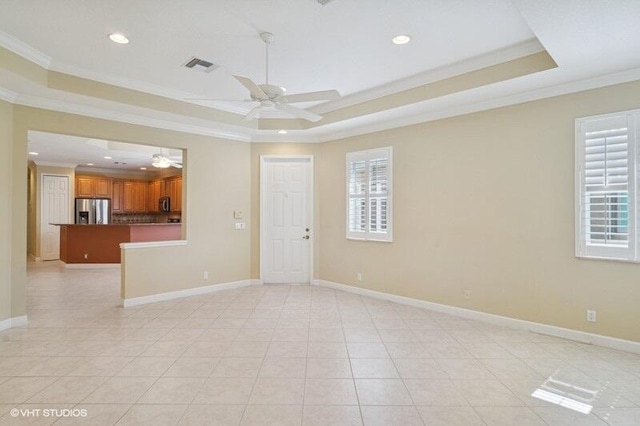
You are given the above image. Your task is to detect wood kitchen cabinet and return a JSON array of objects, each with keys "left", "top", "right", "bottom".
[
  {"left": 147, "top": 180, "right": 164, "bottom": 212},
  {"left": 75, "top": 176, "right": 112, "bottom": 198},
  {"left": 112, "top": 181, "right": 124, "bottom": 212},
  {"left": 123, "top": 181, "right": 147, "bottom": 212},
  {"left": 166, "top": 177, "right": 182, "bottom": 212}
]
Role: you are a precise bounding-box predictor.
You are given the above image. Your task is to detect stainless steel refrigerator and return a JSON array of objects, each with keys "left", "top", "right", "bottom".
[{"left": 75, "top": 198, "right": 111, "bottom": 224}]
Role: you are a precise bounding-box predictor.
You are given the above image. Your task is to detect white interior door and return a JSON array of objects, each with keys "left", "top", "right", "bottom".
[
  {"left": 261, "top": 157, "right": 313, "bottom": 284},
  {"left": 41, "top": 175, "right": 69, "bottom": 261}
]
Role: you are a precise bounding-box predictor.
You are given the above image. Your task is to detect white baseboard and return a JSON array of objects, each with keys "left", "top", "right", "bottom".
[
  {"left": 0, "top": 315, "right": 28, "bottom": 332},
  {"left": 315, "top": 280, "right": 640, "bottom": 355},
  {"left": 62, "top": 262, "right": 121, "bottom": 269},
  {"left": 122, "top": 279, "right": 254, "bottom": 308}
]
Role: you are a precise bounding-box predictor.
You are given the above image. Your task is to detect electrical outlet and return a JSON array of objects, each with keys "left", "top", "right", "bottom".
[
  {"left": 587, "top": 310, "right": 597, "bottom": 322},
  {"left": 203, "top": 271, "right": 209, "bottom": 280},
  {"left": 83, "top": 253, "right": 88, "bottom": 259},
  {"left": 234, "top": 222, "right": 246, "bottom": 230},
  {"left": 356, "top": 272, "right": 362, "bottom": 281},
  {"left": 464, "top": 290, "right": 471, "bottom": 300}
]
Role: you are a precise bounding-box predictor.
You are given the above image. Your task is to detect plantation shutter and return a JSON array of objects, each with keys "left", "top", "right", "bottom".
[
  {"left": 577, "top": 114, "right": 635, "bottom": 260},
  {"left": 347, "top": 147, "right": 393, "bottom": 241}
]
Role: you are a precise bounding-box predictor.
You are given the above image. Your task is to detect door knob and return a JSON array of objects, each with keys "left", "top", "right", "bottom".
[{"left": 302, "top": 235, "right": 310, "bottom": 240}]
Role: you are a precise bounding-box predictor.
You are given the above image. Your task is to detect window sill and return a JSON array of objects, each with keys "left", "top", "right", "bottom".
[
  {"left": 347, "top": 237, "right": 393, "bottom": 243},
  {"left": 576, "top": 254, "right": 640, "bottom": 264}
]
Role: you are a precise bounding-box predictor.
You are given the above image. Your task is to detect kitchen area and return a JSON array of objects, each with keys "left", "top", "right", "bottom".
[{"left": 27, "top": 131, "right": 185, "bottom": 266}]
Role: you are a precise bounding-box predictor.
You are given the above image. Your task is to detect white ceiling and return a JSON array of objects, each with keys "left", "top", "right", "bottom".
[
  {"left": 28, "top": 131, "right": 182, "bottom": 171},
  {"left": 2, "top": 0, "right": 640, "bottom": 142}
]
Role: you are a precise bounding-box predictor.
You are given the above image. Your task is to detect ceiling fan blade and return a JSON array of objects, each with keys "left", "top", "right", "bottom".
[
  {"left": 275, "top": 104, "right": 323, "bottom": 122},
  {"left": 281, "top": 89, "right": 340, "bottom": 104},
  {"left": 233, "top": 75, "right": 268, "bottom": 100},
  {"left": 244, "top": 105, "right": 263, "bottom": 121},
  {"left": 185, "top": 98, "right": 253, "bottom": 102}
]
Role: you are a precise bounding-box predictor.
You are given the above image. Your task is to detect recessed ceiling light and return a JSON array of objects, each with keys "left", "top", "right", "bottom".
[
  {"left": 104, "top": 156, "right": 112, "bottom": 159},
  {"left": 87, "top": 163, "right": 94, "bottom": 166},
  {"left": 108, "top": 33, "right": 130, "bottom": 44},
  {"left": 278, "top": 130, "right": 288, "bottom": 135},
  {"left": 392, "top": 34, "right": 411, "bottom": 45},
  {"left": 28, "top": 152, "right": 38, "bottom": 156},
  {"left": 140, "top": 167, "right": 147, "bottom": 170}
]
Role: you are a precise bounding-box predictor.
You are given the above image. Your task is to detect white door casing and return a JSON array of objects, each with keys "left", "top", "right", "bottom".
[
  {"left": 41, "top": 175, "right": 69, "bottom": 261},
  {"left": 260, "top": 156, "right": 313, "bottom": 284}
]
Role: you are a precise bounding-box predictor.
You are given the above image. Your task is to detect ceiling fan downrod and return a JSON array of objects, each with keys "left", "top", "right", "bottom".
[{"left": 260, "top": 32, "right": 274, "bottom": 86}]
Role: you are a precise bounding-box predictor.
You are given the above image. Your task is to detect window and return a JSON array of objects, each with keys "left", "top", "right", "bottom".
[
  {"left": 347, "top": 147, "right": 393, "bottom": 241},
  {"left": 576, "top": 112, "right": 638, "bottom": 261}
]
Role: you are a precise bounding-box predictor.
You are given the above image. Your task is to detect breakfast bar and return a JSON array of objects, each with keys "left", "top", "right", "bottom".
[{"left": 56, "top": 223, "right": 181, "bottom": 264}]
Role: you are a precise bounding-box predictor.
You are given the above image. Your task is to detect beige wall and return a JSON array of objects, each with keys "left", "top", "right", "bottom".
[
  {"left": 318, "top": 80, "right": 640, "bottom": 343},
  {"left": 250, "top": 144, "right": 322, "bottom": 280},
  {"left": 122, "top": 136, "right": 250, "bottom": 298},
  {"left": 0, "top": 100, "right": 13, "bottom": 322},
  {"left": 5, "top": 79, "right": 640, "bottom": 343},
  {"left": 11, "top": 106, "right": 251, "bottom": 308}
]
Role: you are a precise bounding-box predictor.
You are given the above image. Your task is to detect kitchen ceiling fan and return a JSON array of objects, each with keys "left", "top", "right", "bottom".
[
  {"left": 193, "top": 32, "right": 340, "bottom": 122},
  {"left": 152, "top": 152, "right": 182, "bottom": 169}
]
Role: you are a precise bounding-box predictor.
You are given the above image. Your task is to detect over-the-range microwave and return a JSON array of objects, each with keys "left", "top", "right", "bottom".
[{"left": 159, "top": 196, "right": 171, "bottom": 212}]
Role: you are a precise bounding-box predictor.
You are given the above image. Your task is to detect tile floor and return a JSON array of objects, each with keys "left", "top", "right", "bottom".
[{"left": 0, "top": 261, "right": 639, "bottom": 425}]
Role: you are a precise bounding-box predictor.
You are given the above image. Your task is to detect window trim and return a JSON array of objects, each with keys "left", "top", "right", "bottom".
[
  {"left": 575, "top": 110, "right": 639, "bottom": 262},
  {"left": 346, "top": 146, "right": 393, "bottom": 242}
]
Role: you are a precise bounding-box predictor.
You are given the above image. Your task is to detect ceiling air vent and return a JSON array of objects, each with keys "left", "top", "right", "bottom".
[{"left": 183, "top": 57, "right": 219, "bottom": 73}]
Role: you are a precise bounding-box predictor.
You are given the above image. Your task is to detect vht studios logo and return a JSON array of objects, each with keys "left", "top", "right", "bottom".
[{"left": 10, "top": 408, "right": 88, "bottom": 418}]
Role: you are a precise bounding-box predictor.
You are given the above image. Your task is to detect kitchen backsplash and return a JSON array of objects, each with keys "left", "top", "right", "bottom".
[{"left": 112, "top": 213, "right": 181, "bottom": 224}]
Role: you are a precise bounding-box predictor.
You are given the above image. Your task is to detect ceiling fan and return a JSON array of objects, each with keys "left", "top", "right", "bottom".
[
  {"left": 193, "top": 32, "right": 341, "bottom": 122},
  {"left": 152, "top": 152, "right": 182, "bottom": 169}
]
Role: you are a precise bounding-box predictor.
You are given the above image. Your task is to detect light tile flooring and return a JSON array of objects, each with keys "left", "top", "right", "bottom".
[{"left": 0, "top": 262, "right": 639, "bottom": 425}]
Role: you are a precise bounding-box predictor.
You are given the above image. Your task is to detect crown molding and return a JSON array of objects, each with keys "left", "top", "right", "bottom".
[
  {"left": 312, "top": 39, "right": 546, "bottom": 114},
  {"left": 309, "top": 66, "right": 640, "bottom": 143},
  {"left": 250, "top": 133, "right": 322, "bottom": 143},
  {"left": 12, "top": 93, "right": 253, "bottom": 142},
  {"left": 33, "top": 160, "right": 78, "bottom": 168},
  {"left": 0, "top": 87, "right": 18, "bottom": 103},
  {"left": 75, "top": 166, "right": 159, "bottom": 177},
  {"left": 0, "top": 30, "right": 52, "bottom": 68},
  {"left": 49, "top": 61, "right": 250, "bottom": 116}
]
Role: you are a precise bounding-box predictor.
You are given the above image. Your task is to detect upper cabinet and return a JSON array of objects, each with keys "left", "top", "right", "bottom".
[
  {"left": 166, "top": 177, "right": 182, "bottom": 212},
  {"left": 76, "top": 174, "right": 181, "bottom": 213},
  {"left": 75, "top": 176, "right": 112, "bottom": 198},
  {"left": 112, "top": 181, "right": 123, "bottom": 212},
  {"left": 148, "top": 180, "right": 164, "bottom": 213},
  {"left": 122, "top": 181, "right": 147, "bottom": 212}
]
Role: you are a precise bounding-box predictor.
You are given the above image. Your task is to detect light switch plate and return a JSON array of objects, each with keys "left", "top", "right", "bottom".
[{"left": 234, "top": 222, "right": 246, "bottom": 230}]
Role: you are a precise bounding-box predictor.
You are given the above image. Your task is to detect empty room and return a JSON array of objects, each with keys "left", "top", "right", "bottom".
[{"left": 1, "top": 1, "right": 639, "bottom": 425}]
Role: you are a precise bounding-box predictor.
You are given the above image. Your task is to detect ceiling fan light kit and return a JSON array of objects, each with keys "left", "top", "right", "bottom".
[{"left": 152, "top": 154, "right": 182, "bottom": 169}]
